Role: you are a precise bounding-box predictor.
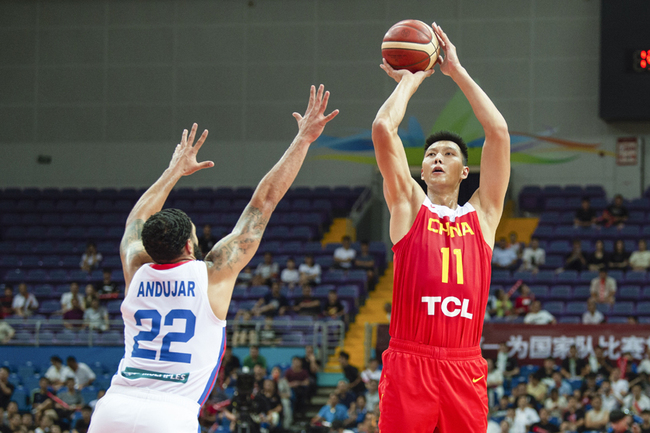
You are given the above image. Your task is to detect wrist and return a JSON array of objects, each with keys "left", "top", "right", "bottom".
[{"left": 449, "top": 65, "right": 468, "bottom": 82}]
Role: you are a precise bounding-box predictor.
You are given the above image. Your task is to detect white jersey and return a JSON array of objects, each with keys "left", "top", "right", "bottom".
[{"left": 110, "top": 260, "right": 226, "bottom": 406}]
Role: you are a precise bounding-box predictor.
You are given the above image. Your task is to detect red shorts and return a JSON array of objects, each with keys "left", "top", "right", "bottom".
[{"left": 378, "top": 338, "right": 488, "bottom": 433}]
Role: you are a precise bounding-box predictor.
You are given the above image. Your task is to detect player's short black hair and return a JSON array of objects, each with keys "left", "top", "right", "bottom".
[
  {"left": 142, "top": 208, "right": 193, "bottom": 264},
  {"left": 339, "top": 351, "right": 350, "bottom": 360},
  {"left": 425, "top": 131, "right": 469, "bottom": 165}
]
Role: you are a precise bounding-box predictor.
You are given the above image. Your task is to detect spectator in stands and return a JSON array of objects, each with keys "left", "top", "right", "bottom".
[
  {"left": 581, "top": 372, "right": 600, "bottom": 401},
  {"left": 495, "top": 342, "right": 520, "bottom": 379},
  {"left": 564, "top": 239, "right": 588, "bottom": 272},
  {"left": 218, "top": 346, "right": 240, "bottom": 388},
  {"left": 640, "top": 409, "right": 650, "bottom": 433},
  {"left": 339, "top": 351, "right": 365, "bottom": 395},
  {"left": 561, "top": 345, "right": 586, "bottom": 379},
  {"left": 509, "top": 382, "right": 538, "bottom": 409},
  {"left": 514, "top": 284, "right": 535, "bottom": 316},
  {"left": 549, "top": 371, "right": 573, "bottom": 396},
  {"left": 286, "top": 356, "right": 311, "bottom": 417},
  {"left": 354, "top": 241, "right": 377, "bottom": 292},
  {"left": 255, "top": 252, "right": 280, "bottom": 285},
  {"left": 0, "top": 286, "right": 13, "bottom": 318},
  {"left": 584, "top": 394, "right": 609, "bottom": 431},
  {"left": 198, "top": 224, "right": 217, "bottom": 256},
  {"left": 299, "top": 255, "right": 322, "bottom": 285},
  {"left": 302, "top": 345, "right": 321, "bottom": 383},
  {"left": 544, "top": 388, "right": 567, "bottom": 419},
  {"left": 271, "top": 366, "right": 293, "bottom": 429},
  {"left": 486, "top": 358, "right": 504, "bottom": 408},
  {"left": 524, "top": 300, "right": 556, "bottom": 324},
  {"left": 253, "top": 364, "right": 267, "bottom": 395},
  {"left": 590, "top": 346, "right": 614, "bottom": 377},
  {"left": 530, "top": 407, "right": 559, "bottom": 433},
  {"left": 243, "top": 346, "right": 267, "bottom": 371},
  {"left": 535, "top": 357, "right": 559, "bottom": 384},
  {"left": 30, "top": 377, "right": 53, "bottom": 418},
  {"left": 526, "top": 374, "right": 548, "bottom": 403},
  {"left": 561, "top": 395, "right": 585, "bottom": 432},
  {"left": 575, "top": 197, "right": 598, "bottom": 228},
  {"left": 324, "top": 290, "right": 346, "bottom": 321},
  {"left": 12, "top": 283, "right": 38, "bottom": 317},
  {"left": 79, "top": 242, "right": 102, "bottom": 272},
  {"left": 293, "top": 283, "right": 322, "bottom": 317},
  {"left": 512, "top": 395, "right": 540, "bottom": 433},
  {"left": 599, "top": 380, "right": 619, "bottom": 412},
  {"left": 0, "top": 367, "right": 14, "bottom": 410},
  {"left": 88, "top": 388, "right": 105, "bottom": 411},
  {"left": 60, "top": 282, "right": 84, "bottom": 314},
  {"left": 344, "top": 395, "right": 368, "bottom": 429},
  {"left": 588, "top": 239, "right": 609, "bottom": 271},
  {"left": 508, "top": 231, "right": 524, "bottom": 256},
  {"left": 583, "top": 298, "right": 605, "bottom": 324},
  {"left": 252, "top": 281, "right": 288, "bottom": 317},
  {"left": 63, "top": 297, "right": 85, "bottom": 330},
  {"left": 55, "top": 377, "right": 84, "bottom": 427},
  {"left": 492, "top": 238, "right": 519, "bottom": 270},
  {"left": 232, "top": 310, "right": 257, "bottom": 347},
  {"left": 520, "top": 237, "right": 545, "bottom": 273},
  {"left": 237, "top": 266, "right": 254, "bottom": 286},
  {"left": 259, "top": 316, "right": 278, "bottom": 346},
  {"left": 66, "top": 357, "right": 95, "bottom": 390},
  {"left": 624, "top": 384, "right": 650, "bottom": 415},
  {"left": 610, "top": 367, "right": 630, "bottom": 402},
  {"left": 335, "top": 379, "right": 356, "bottom": 408},
  {"left": 311, "top": 393, "right": 348, "bottom": 427},
  {"left": 21, "top": 413, "right": 33, "bottom": 432},
  {"left": 72, "top": 405, "right": 92, "bottom": 433},
  {"left": 590, "top": 268, "right": 617, "bottom": 305},
  {"left": 492, "top": 289, "right": 514, "bottom": 318},
  {"left": 280, "top": 257, "right": 301, "bottom": 289},
  {"left": 638, "top": 347, "right": 650, "bottom": 376},
  {"left": 365, "top": 380, "right": 379, "bottom": 412},
  {"left": 608, "top": 409, "right": 632, "bottom": 433},
  {"left": 617, "top": 352, "right": 636, "bottom": 381},
  {"left": 254, "top": 379, "right": 283, "bottom": 431},
  {"left": 6, "top": 411, "right": 21, "bottom": 433},
  {"left": 84, "top": 297, "right": 108, "bottom": 332},
  {"left": 83, "top": 284, "right": 98, "bottom": 310},
  {"left": 602, "top": 195, "right": 629, "bottom": 229},
  {"left": 630, "top": 240, "right": 650, "bottom": 271},
  {"left": 333, "top": 236, "right": 356, "bottom": 270},
  {"left": 44, "top": 356, "right": 74, "bottom": 390},
  {"left": 0, "top": 318, "right": 14, "bottom": 344},
  {"left": 360, "top": 359, "right": 381, "bottom": 383},
  {"left": 97, "top": 269, "right": 118, "bottom": 295},
  {"left": 610, "top": 239, "right": 631, "bottom": 270}
]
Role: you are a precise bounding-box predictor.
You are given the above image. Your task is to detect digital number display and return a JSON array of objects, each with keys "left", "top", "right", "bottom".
[{"left": 633, "top": 50, "right": 650, "bottom": 72}]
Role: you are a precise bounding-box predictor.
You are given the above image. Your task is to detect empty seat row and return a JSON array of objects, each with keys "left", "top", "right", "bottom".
[
  {"left": 491, "top": 284, "right": 650, "bottom": 301},
  {"left": 491, "top": 269, "right": 649, "bottom": 285}
]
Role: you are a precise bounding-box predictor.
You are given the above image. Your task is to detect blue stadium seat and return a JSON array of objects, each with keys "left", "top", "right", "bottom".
[
  {"left": 637, "top": 302, "right": 650, "bottom": 315},
  {"left": 596, "top": 304, "right": 612, "bottom": 315},
  {"left": 549, "top": 285, "right": 572, "bottom": 300},
  {"left": 565, "top": 302, "right": 586, "bottom": 316},
  {"left": 559, "top": 316, "right": 580, "bottom": 324},
  {"left": 529, "top": 285, "right": 549, "bottom": 299},
  {"left": 556, "top": 271, "right": 578, "bottom": 283},
  {"left": 624, "top": 272, "right": 647, "bottom": 284},
  {"left": 619, "top": 286, "right": 641, "bottom": 301},
  {"left": 612, "top": 302, "right": 635, "bottom": 316},
  {"left": 548, "top": 241, "right": 571, "bottom": 254},
  {"left": 642, "top": 287, "right": 650, "bottom": 300},
  {"left": 543, "top": 302, "right": 564, "bottom": 315},
  {"left": 608, "top": 317, "right": 629, "bottom": 324}
]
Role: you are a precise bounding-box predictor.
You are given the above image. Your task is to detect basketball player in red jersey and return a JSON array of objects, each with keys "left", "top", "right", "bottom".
[{"left": 372, "top": 23, "right": 510, "bottom": 432}]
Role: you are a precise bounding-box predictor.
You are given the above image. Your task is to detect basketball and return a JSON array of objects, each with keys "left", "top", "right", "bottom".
[{"left": 381, "top": 20, "right": 439, "bottom": 73}]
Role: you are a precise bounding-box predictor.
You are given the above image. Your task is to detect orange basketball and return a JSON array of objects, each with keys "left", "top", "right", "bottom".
[{"left": 381, "top": 20, "right": 440, "bottom": 73}]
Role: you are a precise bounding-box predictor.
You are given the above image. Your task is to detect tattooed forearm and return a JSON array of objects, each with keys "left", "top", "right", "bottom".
[{"left": 120, "top": 219, "right": 144, "bottom": 254}]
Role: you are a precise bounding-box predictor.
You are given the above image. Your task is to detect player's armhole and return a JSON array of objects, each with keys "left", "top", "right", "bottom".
[
  {"left": 391, "top": 203, "right": 426, "bottom": 254},
  {"left": 199, "top": 262, "right": 227, "bottom": 326}
]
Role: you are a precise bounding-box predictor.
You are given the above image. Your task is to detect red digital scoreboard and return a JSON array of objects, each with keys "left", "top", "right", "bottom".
[{"left": 634, "top": 49, "right": 650, "bottom": 72}]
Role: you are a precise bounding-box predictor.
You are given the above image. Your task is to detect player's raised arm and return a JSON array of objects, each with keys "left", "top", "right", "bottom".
[
  {"left": 120, "top": 125, "right": 214, "bottom": 288},
  {"left": 204, "top": 85, "right": 338, "bottom": 319},
  {"left": 372, "top": 60, "right": 432, "bottom": 243},
  {"left": 433, "top": 23, "right": 510, "bottom": 238}
]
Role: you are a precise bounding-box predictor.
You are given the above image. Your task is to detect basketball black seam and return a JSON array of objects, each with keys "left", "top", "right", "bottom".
[{"left": 383, "top": 42, "right": 439, "bottom": 69}]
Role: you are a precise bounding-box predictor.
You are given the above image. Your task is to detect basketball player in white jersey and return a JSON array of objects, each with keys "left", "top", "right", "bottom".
[{"left": 88, "top": 85, "right": 338, "bottom": 433}]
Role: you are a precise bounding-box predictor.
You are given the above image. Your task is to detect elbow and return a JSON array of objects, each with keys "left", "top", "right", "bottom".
[{"left": 371, "top": 118, "right": 394, "bottom": 139}]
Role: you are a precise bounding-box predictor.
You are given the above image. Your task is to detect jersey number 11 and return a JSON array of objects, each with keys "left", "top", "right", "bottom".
[{"left": 440, "top": 247, "right": 463, "bottom": 284}]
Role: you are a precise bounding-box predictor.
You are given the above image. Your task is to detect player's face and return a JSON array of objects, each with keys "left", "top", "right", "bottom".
[
  {"left": 190, "top": 224, "right": 202, "bottom": 261},
  {"left": 421, "top": 141, "right": 468, "bottom": 190}
]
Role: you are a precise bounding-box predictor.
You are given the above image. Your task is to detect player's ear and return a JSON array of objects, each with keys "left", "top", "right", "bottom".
[
  {"left": 461, "top": 166, "right": 469, "bottom": 180},
  {"left": 185, "top": 239, "right": 193, "bottom": 255},
  {"left": 421, "top": 168, "right": 424, "bottom": 180}
]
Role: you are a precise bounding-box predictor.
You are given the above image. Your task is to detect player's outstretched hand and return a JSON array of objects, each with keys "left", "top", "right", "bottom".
[
  {"left": 293, "top": 84, "right": 339, "bottom": 144},
  {"left": 432, "top": 22, "right": 462, "bottom": 77},
  {"left": 379, "top": 58, "right": 434, "bottom": 85},
  {"left": 168, "top": 123, "right": 215, "bottom": 176}
]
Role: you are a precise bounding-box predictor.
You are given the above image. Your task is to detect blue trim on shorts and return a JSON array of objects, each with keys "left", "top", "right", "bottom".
[{"left": 197, "top": 327, "right": 226, "bottom": 406}]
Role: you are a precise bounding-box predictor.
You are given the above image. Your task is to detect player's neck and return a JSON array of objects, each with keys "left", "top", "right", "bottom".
[{"left": 427, "top": 188, "right": 460, "bottom": 209}]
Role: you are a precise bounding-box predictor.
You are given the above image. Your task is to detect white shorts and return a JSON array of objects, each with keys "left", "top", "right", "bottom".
[{"left": 88, "top": 385, "right": 200, "bottom": 433}]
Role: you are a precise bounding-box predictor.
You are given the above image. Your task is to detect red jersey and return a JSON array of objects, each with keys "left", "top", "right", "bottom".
[{"left": 390, "top": 196, "right": 492, "bottom": 347}]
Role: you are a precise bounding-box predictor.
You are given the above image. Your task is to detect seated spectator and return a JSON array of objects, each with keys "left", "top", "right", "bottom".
[
  {"left": 354, "top": 241, "right": 377, "bottom": 291},
  {"left": 610, "top": 368, "right": 630, "bottom": 402},
  {"left": 580, "top": 372, "right": 600, "bottom": 401},
  {"left": 232, "top": 310, "right": 258, "bottom": 347},
  {"left": 512, "top": 395, "right": 540, "bottom": 433},
  {"left": 88, "top": 388, "right": 105, "bottom": 411},
  {"left": 334, "top": 380, "right": 356, "bottom": 408},
  {"left": 629, "top": 239, "right": 650, "bottom": 271},
  {"left": 535, "top": 357, "right": 559, "bottom": 384},
  {"left": 513, "top": 284, "right": 535, "bottom": 316},
  {"left": 55, "top": 377, "right": 84, "bottom": 426},
  {"left": 0, "top": 285, "right": 14, "bottom": 318},
  {"left": 508, "top": 232, "right": 524, "bottom": 256},
  {"left": 252, "top": 363, "right": 267, "bottom": 394},
  {"left": 575, "top": 197, "right": 598, "bottom": 228},
  {"left": 492, "top": 395, "right": 511, "bottom": 418},
  {"left": 63, "top": 297, "right": 85, "bottom": 330},
  {"left": 524, "top": 300, "right": 556, "bottom": 325},
  {"left": 526, "top": 374, "right": 548, "bottom": 403},
  {"left": 66, "top": 356, "right": 96, "bottom": 390},
  {"left": 293, "top": 283, "right": 322, "bottom": 317},
  {"left": 639, "top": 409, "right": 650, "bottom": 433},
  {"left": 198, "top": 224, "right": 217, "bottom": 256},
  {"left": 254, "top": 379, "right": 283, "bottom": 430},
  {"left": 495, "top": 342, "right": 520, "bottom": 379},
  {"left": 560, "top": 395, "right": 585, "bottom": 432},
  {"left": 609, "top": 239, "right": 630, "bottom": 270},
  {"left": 324, "top": 290, "right": 346, "bottom": 321},
  {"left": 589, "top": 346, "right": 614, "bottom": 377},
  {"left": 311, "top": 393, "right": 348, "bottom": 427},
  {"left": 561, "top": 345, "right": 586, "bottom": 379},
  {"left": 364, "top": 380, "right": 379, "bottom": 412},
  {"left": 544, "top": 388, "right": 567, "bottom": 419},
  {"left": 83, "top": 284, "right": 98, "bottom": 309},
  {"left": 218, "top": 346, "right": 241, "bottom": 389},
  {"left": 609, "top": 409, "right": 632, "bottom": 433},
  {"left": 601, "top": 195, "right": 629, "bottom": 228},
  {"left": 299, "top": 255, "right": 322, "bottom": 285},
  {"left": 45, "top": 355, "right": 74, "bottom": 390},
  {"left": 30, "top": 377, "right": 53, "bottom": 418},
  {"left": 564, "top": 239, "right": 588, "bottom": 272},
  {"left": 35, "top": 413, "right": 55, "bottom": 433},
  {"left": 638, "top": 347, "right": 650, "bottom": 376},
  {"left": 333, "top": 236, "right": 356, "bottom": 270},
  {"left": 72, "top": 405, "right": 93, "bottom": 433},
  {"left": 486, "top": 358, "right": 504, "bottom": 408},
  {"left": 286, "top": 356, "right": 311, "bottom": 417},
  {"left": 0, "top": 317, "right": 13, "bottom": 344},
  {"left": 252, "top": 281, "right": 288, "bottom": 317},
  {"left": 280, "top": 257, "right": 301, "bottom": 289},
  {"left": 549, "top": 371, "right": 573, "bottom": 396},
  {"left": 588, "top": 239, "right": 609, "bottom": 272},
  {"left": 237, "top": 266, "right": 254, "bottom": 286},
  {"left": 12, "top": 282, "right": 39, "bottom": 317},
  {"left": 80, "top": 242, "right": 102, "bottom": 272},
  {"left": 0, "top": 366, "right": 15, "bottom": 410},
  {"left": 270, "top": 366, "right": 293, "bottom": 429},
  {"left": 339, "top": 351, "right": 366, "bottom": 395},
  {"left": 301, "top": 345, "right": 322, "bottom": 386},
  {"left": 492, "top": 289, "right": 514, "bottom": 319},
  {"left": 599, "top": 379, "right": 619, "bottom": 412},
  {"left": 590, "top": 268, "right": 617, "bottom": 305},
  {"left": 492, "top": 238, "right": 519, "bottom": 270},
  {"left": 624, "top": 383, "right": 650, "bottom": 415},
  {"left": 84, "top": 297, "right": 109, "bottom": 332},
  {"left": 255, "top": 252, "right": 279, "bottom": 285},
  {"left": 343, "top": 395, "right": 367, "bottom": 429},
  {"left": 61, "top": 282, "right": 84, "bottom": 313},
  {"left": 584, "top": 394, "right": 609, "bottom": 431},
  {"left": 360, "top": 359, "right": 381, "bottom": 383},
  {"left": 259, "top": 316, "right": 278, "bottom": 346},
  {"left": 582, "top": 298, "right": 605, "bottom": 324},
  {"left": 243, "top": 346, "right": 267, "bottom": 371},
  {"left": 530, "top": 407, "right": 559, "bottom": 433},
  {"left": 520, "top": 237, "right": 545, "bottom": 273},
  {"left": 97, "top": 269, "right": 119, "bottom": 295}
]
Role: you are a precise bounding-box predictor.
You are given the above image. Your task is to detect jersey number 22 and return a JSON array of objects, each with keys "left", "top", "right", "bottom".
[{"left": 132, "top": 309, "right": 196, "bottom": 364}]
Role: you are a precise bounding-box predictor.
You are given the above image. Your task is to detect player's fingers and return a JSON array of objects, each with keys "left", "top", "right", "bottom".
[
  {"left": 308, "top": 85, "right": 316, "bottom": 110},
  {"left": 187, "top": 123, "right": 198, "bottom": 146},
  {"left": 292, "top": 112, "right": 303, "bottom": 122},
  {"left": 324, "top": 109, "right": 339, "bottom": 122},
  {"left": 181, "top": 129, "right": 188, "bottom": 146},
  {"left": 193, "top": 129, "right": 209, "bottom": 151},
  {"left": 197, "top": 160, "right": 214, "bottom": 170},
  {"left": 320, "top": 90, "right": 331, "bottom": 114},
  {"left": 316, "top": 84, "right": 325, "bottom": 105}
]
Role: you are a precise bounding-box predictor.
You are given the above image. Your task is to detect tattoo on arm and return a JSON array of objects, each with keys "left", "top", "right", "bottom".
[
  {"left": 121, "top": 219, "right": 144, "bottom": 252},
  {"left": 206, "top": 206, "right": 268, "bottom": 272}
]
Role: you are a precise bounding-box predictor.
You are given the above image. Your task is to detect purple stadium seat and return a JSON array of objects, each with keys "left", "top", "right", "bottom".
[
  {"left": 232, "top": 286, "right": 247, "bottom": 300},
  {"left": 49, "top": 270, "right": 69, "bottom": 283},
  {"left": 106, "top": 300, "right": 122, "bottom": 315},
  {"left": 0, "top": 256, "right": 20, "bottom": 268},
  {"left": 542, "top": 255, "right": 563, "bottom": 270},
  {"left": 548, "top": 241, "right": 571, "bottom": 254},
  {"left": 313, "top": 285, "right": 336, "bottom": 299},
  {"left": 247, "top": 286, "right": 269, "bottom": 300},
  {"left": 4, "top": 269, "right": 24, "bottom": 283},
  {"left": 579, "top": 271, "right": 599, "bottom": 283},
  {"left": 22, "top": 255, "right": 43, "bottom": 268},
  {"left": 618, "top": 286, "right": 641, "bottom": 301},
  {"left": 321, "top": 271, "right": 344, "bottom": 285},
  {"left": 39, "top": 300, "right": 60, "bottom": 315},
  {"left": 533, "top": 270, "right": 556, "bottom": 285},
  {"left": 556, "top": 271, "right": 578, "bottom": 283},
  {"left": 611, "top": 302, "right": 635, "bottom": 316},
  {"left": 624, "top": 272, "right": 647, "bottom": 284},
  {"left": 559, "top": 317, "right": 580, "bottom": 324},
  {"left": 642, "top": 287, "right": 650, "bottom": 300},
  {"left": 529, "top": 285, "right": 549, "bottom": 299},
  {"left": 34, "top": 242, "right": 56, "bottom": 254},
  {"left": 629, "top": 211, "right": 646, "bottom": 224},
  {"left": 548, "top": 285, "right": 572, "bottom": 301},
  {"left": 596, "top": 304, "right": 611, "bottom": 315},
  {"left": 608, "top": 317, "right": 629, "bottom": 324},
  {"left": 543, "top": 302, "right": 564, "bottom": 315},
  {"left": 565, "top": 302, "right": 586, "bottom": 316},
  {"left": 637, "top": 302, "right": 650, "bottom": 315}
]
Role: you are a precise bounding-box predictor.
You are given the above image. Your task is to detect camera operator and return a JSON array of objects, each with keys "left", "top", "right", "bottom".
[{"left": 252, "top": 379, "right": 283, "bottom": 433}]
